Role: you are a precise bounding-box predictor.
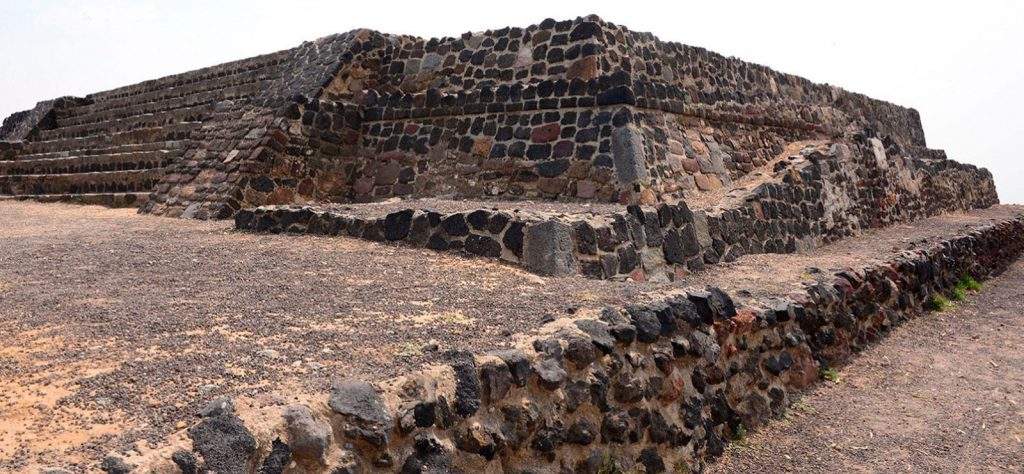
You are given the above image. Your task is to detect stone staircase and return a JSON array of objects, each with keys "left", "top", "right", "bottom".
[{"left": 0, "top": 53, "right": 286, "bottom": 207}]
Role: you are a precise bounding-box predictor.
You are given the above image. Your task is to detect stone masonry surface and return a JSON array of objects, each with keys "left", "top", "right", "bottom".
[
  {"left": 236, "top": 135, "right": 996, "bottom": 280},
  {"left": 0, "top": 15, "right": 997, "bottom": 216}
]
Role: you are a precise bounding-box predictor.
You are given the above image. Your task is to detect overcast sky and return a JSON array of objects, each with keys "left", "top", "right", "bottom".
[{"left": 1, "top": 0, "right": 1021, "bottom": 203}]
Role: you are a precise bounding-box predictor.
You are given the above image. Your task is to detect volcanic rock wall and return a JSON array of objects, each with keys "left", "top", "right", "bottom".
[
  {"left": 238, "top": 131, "right": 998, "bottom": 280},
  {"left": 0, "top": 15, "right": 998, "bottom": 219},
  {"left": 258, "top": 14, "right": 934, "bottom": 206},
  {"left": 141, "top": 211, "right": 1024, "bottom": 473}
]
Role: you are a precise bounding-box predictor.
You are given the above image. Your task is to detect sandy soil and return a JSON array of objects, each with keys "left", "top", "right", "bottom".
[
  {"left": 0, "top": 200, "right": 1020, "bottom": 470},
  {"left": 710, "top": 259, "right": 1024, "bottom": 473}
]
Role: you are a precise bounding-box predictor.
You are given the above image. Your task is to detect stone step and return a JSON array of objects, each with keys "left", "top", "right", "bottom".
[
  {"left": 58, "top": 79, "right": 268, "bottom": 127},
  {"left": 39, "top": 106, "right": 213, "bottom": 141},
  {"left": 0, "top": 169, "right": 163, "bottom": 196},
  {"left": 13, "top": 140, "right": 188, "bottom": 161},
  {"left": 85, "top": 53, "right": 286, "bottom": 103},
  {"left": 23, "top": 124, "right": 199, "bottom": 155},
  {"left": 0, "top": 150, "right": 176, "bottom": 175},
  {"left": 0, "top": 191, "right": 149, "bottom": 208}
]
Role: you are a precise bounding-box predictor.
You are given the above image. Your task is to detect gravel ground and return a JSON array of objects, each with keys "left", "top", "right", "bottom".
[
  {"left": 0, "top": 201, "right": 1020, "bottom": 470},
  {"left": 0, "top": 201, "right": 656, "bottom": 470},
  {"left": 710, "top": 258, "right": 1024, "bottom": 473}
]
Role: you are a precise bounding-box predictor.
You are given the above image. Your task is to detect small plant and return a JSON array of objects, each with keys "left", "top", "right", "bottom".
[
  {"left": 732, "top": 424, "right": 748, "bottom": 442},
  {"left": 950, "top": 286, "right": 967, "bottom": 302},
  {"left": 958, "top": 274, "right": 982, "bottom": 292},
  {"left": 926, "top": 294, "right": 951, "bottom": 311},
  {"left": 821, "top": 367, "right": 841, "bottom": 383}
]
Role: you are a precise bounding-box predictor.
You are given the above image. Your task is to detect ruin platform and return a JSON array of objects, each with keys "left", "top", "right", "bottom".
[{"left": 1, "top": 200, "right": 1021, "bottom": 471}]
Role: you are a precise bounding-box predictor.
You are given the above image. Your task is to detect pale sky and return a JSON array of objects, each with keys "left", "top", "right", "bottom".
[{"left": 1, "top": 0, "right": 1021, "bottom": 203}]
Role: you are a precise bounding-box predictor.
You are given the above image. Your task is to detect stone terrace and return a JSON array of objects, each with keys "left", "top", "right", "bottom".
[{"left": 1, "top": 200, "right": 1020, "bottom": 470}]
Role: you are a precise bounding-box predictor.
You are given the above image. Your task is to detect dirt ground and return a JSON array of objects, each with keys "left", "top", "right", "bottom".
[
  {"left": 711, "top": 259, "right": 1024, "bottom": 473},
  {"left": 0, "top": 200, "right": 1020, "bottom": 471},
  {"left": 0, "top": 201, "right": 657, "bottom": 470}
]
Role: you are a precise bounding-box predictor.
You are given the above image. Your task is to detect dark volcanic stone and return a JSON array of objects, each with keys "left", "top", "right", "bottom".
[
  {"left": 171, "top": 451, "right": 198, "bottom": 474},
  {"left": 465, "top": 234, "right": 502, "bottom": 258},
  {"left": 251, "top": 175, "right": 276, "bottom": 193},
  {"left": 569, "top": 21, "right": 603, "bottom": 41},
  {"left": 400, "top": 434, "right": 454, "bottom": 474},
  {"left": 283, "top": 404, "right": 330, "bottom": 463},
  {"left": 689, "top": 330, "right": 721, "bottom": 363},
  {"left": 600, "top": 410, "right": 631, "bottom": 443},
  {"left": 609, "top": 324, "right": 637, "bottom": 344},
  {"left": 257, "top": 438, "right": 291, "bottom": 474},
  {"left": 99, "top": 457, "right": 134, "bottom": 474},
  {"left": 188, "top": 412, "right": 258, "bottom": 474},
  {"left": 564, "top": 335, "right": 598, "bottom": 367},
  {"left": 708, "top": 287, "right": 738, "bottom": 318},
  {"left": 493, "top": 349, "right": 532, "bottom": 386},
  {"left": 763, "top": 351, "right": 795, "bottom": 376},
  {"left": 638, "top": 447, "right": 666, "bottom": 473},
  {"left": 574, "top": 319, "right": 614, "bottom": 353},
  {"left": 198, "top": 397, "right": 234, "bottom": 418},
  {"left": 450, "top": 353, "right": 481, "bottom": 417},
  {"left": 596, "top": 85, "right": 636, "bottom": 106},
  {"left": 531, "top": 424, "right": 565, "bottom": 452},
  {"left": 502, "top": 221, "right": 525, "bottom": 257},
  {"left": 413, "top": 401, "right": 436, "bottom": 428},
  {"left": 662, "top": 229, "right": 687, "bottom": 264},
  {"left": 566, "top": 419, "right": 597, "bottom": 445},
  {"left": 564, "top": 380, "right": 590, "bottom": 412},
  {"left": 536, "top": 158, "right": 570, "bottom": 178},
  {"left": 466, "top": 210, "right": 490, "bottom": 230},
  {"left": 384, "top": 209, "right": 414, "bottom": 241},
  {"left": 479, "top": 359, "right": 513, "bottom": 404},
  {"left": 629, "top": 308, "right": 663, "bottom": 343},
  {"left": 441, "top": 214, "right": 470, "bottom": 236},
  {"left": 328, "top": 379, "right": 391, "bottom": 426},
  {"left": 533, "top": 356, "right": 568, "bottom": 389}
]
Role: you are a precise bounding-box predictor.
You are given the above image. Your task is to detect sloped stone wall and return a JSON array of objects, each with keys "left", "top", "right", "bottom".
[
  {"left": 144, "top": 212, "right": 1024, "bottom": 473},
  {"left": 142, "top": 31, "right": 380, "bottom": 218}
]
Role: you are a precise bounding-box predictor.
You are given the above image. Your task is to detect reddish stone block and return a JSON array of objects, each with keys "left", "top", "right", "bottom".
[{"left": 531, "top": 123, "right": 561, "bottom": 143}]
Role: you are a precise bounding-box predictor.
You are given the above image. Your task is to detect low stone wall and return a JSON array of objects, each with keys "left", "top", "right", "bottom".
[
  {"left": 0, "top": 192, "right": 146, "bottom": 208},
  {"left": 235, "top": 132, "right": 998, "bottom": 280},
  {"left": 234, "top": 204, "right": 571, "bottom": 276},
  {"left": 133, "top": 213, "right": 1024, "bottom": 473}
]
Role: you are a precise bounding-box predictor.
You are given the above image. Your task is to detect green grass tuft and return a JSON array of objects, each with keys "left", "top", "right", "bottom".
[
  {"left": 957, "top": 274, "right": 982, "bottom": 292},
  {"left": 950, "top": 286, "right": 967, "bottom": 302},
  {"left": 820, "top": 367, "right": 841, "bottom": 383},
  {"left": 926, "top": 294, "right": 951, "bottom": 311}
]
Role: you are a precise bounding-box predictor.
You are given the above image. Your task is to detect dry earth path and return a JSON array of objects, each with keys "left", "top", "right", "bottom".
[{"left": 710, "top": 259, "right": 1024, "bottom": 473}]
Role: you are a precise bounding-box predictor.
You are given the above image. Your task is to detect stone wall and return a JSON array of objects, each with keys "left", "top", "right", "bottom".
[
  {"left": 141, "top": 212, "right": 1024, "bottom": 473},
  {"left": 1, "top": 15, "right": 997, "bottom": 217},
  {"left": 236, "top": 131, "right": 998, "bottom": 280},
  {"left": 226, "top": 15, "right": 970, "bottom": 211},
  {"left": 140, "top": 31, "right": 377, "bottom": 218}
]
